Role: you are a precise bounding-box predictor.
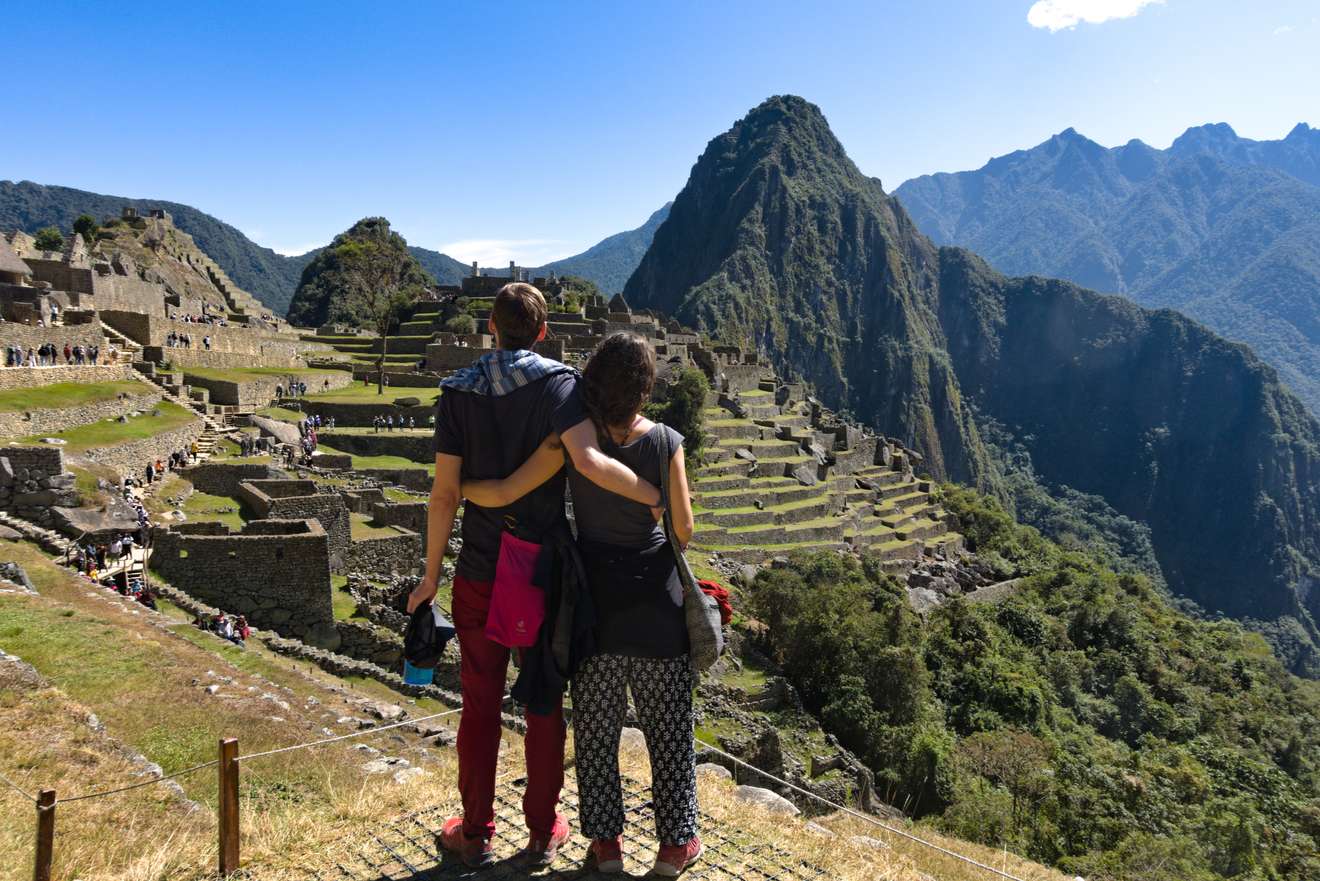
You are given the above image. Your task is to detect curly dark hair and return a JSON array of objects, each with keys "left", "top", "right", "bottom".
[{"left": 582, "top": 332, "right": 656, "bottom": 439}]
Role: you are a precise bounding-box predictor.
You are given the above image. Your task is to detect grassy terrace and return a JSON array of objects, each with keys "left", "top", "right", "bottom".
[
  {"left": 317, "top": 443, "right": 434, "bottom": 473},
  {"left": 350, "top": 512, "right": 402, "bottom": 540},
  {"left": 306, "top": 384, "right": 441, "bottom": 406},
  {"left": 21, "top": 401, "right": 197, "bottom": 451},
  {"left": 0, "top": 380, "right": 147, "bottom": 414},
  {"left": 180, "top": 366, "right": 346, "bottom": 383}
]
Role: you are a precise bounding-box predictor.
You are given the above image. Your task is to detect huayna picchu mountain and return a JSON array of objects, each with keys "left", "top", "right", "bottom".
[
  {"left": 893, "top": 123, "right": 1320, "bottom": 413},
  {"left": 625, "top": 95, "right": 1320, "bottom": 674}
]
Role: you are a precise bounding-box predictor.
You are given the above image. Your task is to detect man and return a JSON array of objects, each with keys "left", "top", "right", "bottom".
[{"left": 407, "top": 283, "right": 661, "bottom": 869}]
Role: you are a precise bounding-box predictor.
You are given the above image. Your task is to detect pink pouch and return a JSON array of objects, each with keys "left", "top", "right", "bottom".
[{"left": 485, "top": 531, "right": 546, "bottom": 648}]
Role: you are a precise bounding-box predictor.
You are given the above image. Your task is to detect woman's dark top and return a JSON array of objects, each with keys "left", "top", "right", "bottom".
[{"left": 569, "top": 422, "right": 687, "bottom": 659}]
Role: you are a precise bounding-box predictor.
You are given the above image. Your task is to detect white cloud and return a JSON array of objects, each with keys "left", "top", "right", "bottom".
[
  {"left": 271, "top": 242, "right": 323, "bottom": 257},
  {"left": 1273, "top": 24, "right": 1294, "bottom": 35},
  {"left": 1027, "top": 0, "right": 1163, "bottom": 32},
  {"left": 436, "top": 238, "right": 574, "bottom": 267}
]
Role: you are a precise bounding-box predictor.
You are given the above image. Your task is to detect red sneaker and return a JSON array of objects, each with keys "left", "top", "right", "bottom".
[
  {"left": 520, "top": 812, "right": 570, "bottom": 867},
  {"left": 587, "top": 836, "right": 624, "bottom": 874},
  {"left": 439, "top": 817, "right": 495, "bottom": 869},
  {"left": 653, "top": 835, "right": 703, "bottom": 877}
]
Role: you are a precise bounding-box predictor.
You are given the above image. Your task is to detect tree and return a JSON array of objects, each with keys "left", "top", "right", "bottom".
[
  {"left": 33, "top": 226, "right": 64, "bottom": 253},
  {"left": 72, "top": 213, "right": 99, "bottom": 242},
  {"left": 646, "top": 367, "right": 709, "bottom": 459},
  {"left": 334, "top": 240, "right": 415, "bottom": 395},
  {"left": 444, "top": 314, "right": 477, "bottom": 335}
]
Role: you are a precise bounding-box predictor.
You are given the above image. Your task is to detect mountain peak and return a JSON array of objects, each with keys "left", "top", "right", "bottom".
[
  {"left": 1286, "top": 121, "right": 1315, "bottom": 139},
  {"left": 1170, "top": 121, "right": 1241, "bottom": 152}
]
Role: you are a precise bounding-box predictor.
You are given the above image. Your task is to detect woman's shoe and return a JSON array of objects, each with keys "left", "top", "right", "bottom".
[
  {"left": 588, "top": 836, "right": 624, "bottom": 874},
  {"left": 652, "top": 835, "right": 703, "bottom": 876}
]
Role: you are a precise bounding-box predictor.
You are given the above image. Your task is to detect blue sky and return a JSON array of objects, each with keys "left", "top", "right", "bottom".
[{"left": 5, "top": 1, "right": 1316, "bottom": 263}]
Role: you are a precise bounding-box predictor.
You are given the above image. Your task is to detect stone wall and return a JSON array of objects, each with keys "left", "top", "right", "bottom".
[
  {"left": 102, "top": 310, "right": 303, "bottom": 367},
  {"left": 0, "top": 323, "right": 107, "bottom": 353},
  {"left": 342, "top": 528, "right": 422, "bottom": 576},
  {"left": 334, "top": 619, "right": 404, "bottom": 669},
  {"left": 237, "top": 479, "right": 351, "bottom": 553},
  {"left": 82, "top": 416, "right": 205, "bottom": 478},
  {"left": 0, "top": 446, "right": 77, "bottom": 524},
  {"left": 370, "top": 500, "right": 429, "bottom": 550},
  {"left": 179, "top": 462, "right": 287, "bottom": 497},
  {"left": 0, "top": 388, "right": 160, "bottom": 439},
  {"left": 299, "top": 400, "right": 434, "bottom": 428},
  {"left": 150, "top": 519, "right": 339, "bottom": 648},
  {"left": 355, "top": 467, "right": 433, "bottom": 493},
  {"left": 348, "top": 367, "right": 442, "bottom": 388},
  {"left": 182, "top": 369, "right": 351, "bottom": 408},
  {"left": 0, "top": 363, "right": 135, "bottom": 392},
  {"left": 320, "top": 431, "right": 431, "bottom": 463}
]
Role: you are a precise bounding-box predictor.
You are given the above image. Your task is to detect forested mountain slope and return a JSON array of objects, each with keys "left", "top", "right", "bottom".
[
  {"left": 893, "top": 124, "right": 1320, "bottom": 412},
  {"left": 625, "top": 95, "right": 1320, "bottom": 674}
]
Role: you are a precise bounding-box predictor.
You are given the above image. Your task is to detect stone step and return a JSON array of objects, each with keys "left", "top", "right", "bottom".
[
  {"left": 713, "top": 438, "right": 801, "bottom": 459},
  {"left": 695, "top": 495, "right": 836, "bottom": 529},
  {"left": 701, "top": 459, "right": 754, "bottom": 479},
  {"left": 693, "top": 481, "right": 822, "bottom": 510},
  {"left": 706, "top": 420, "right": 762, "bottom": 441}
]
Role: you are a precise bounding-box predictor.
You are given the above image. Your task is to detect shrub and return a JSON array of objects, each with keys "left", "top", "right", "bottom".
[
  {"left": 33, "top": 226, "right": 64, "bottom": 252},
  {"left": 444, "top": 314, "right": 477, "bottom": 335}
]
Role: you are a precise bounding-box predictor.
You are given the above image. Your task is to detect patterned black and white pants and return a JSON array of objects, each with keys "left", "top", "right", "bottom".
[{"left": 572, "top": 653, "right": 698, "bottom": 846}]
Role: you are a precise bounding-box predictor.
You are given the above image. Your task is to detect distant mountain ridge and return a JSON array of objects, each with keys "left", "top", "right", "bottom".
[
  {"left": 0, "top": 180, "right": 307, "bottom": 315},
  {"left": 626, "top": 95, "right": 1320, "bottom": 674},
  {"left": 893, "top": 122, "right": 1320, "bottom": 412},
  {"left": 0, "top": 181, "right": 664, "bottom": 315}
]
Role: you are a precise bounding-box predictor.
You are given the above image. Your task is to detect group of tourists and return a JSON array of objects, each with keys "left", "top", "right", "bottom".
[
  {"left": 164, "top": 330, "right": 197, "bottom": 348},
  {"left": 406, "top": 283, "right": 705, "bottom": 876},
  {"left": 277, "top": 381, "right": 310, "bottom": 398},
  {"left": 371, "top": 414, "right": 415, "bottom": 432},
  {"left": 193, "top": 612, "right": 249, "bottom": 647},
  {"left": 236, "top": 433, "right": 273, "bottom": 457},
  {"left": 4, "top": 342, "right": 103, "bottom": 366}
]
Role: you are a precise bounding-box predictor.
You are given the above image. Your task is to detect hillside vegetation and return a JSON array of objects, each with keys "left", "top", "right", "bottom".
[
  {"left": 749, "top": 487, "right": 1320, "bottom": 881},
  {"left": 894, "top": 124, "right": 1320, "bottom": 413},
  {"left": 624, "top": 95, "right": 1320, "bottom": 675},
  {"left": 0, "top": 180, "right": 306, "bottom": 315},
  {"left": 286, "top": 218, "right": 434, "bottom": 328}
]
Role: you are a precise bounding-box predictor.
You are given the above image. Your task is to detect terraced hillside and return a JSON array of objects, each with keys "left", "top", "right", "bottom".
[{"left": 691, "top": 381, "right": 959, "bottom": 565}]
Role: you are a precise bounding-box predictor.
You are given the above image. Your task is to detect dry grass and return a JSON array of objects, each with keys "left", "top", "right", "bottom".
[{"left": 0, "top": 539, "right": 1066, "bottom": 881}]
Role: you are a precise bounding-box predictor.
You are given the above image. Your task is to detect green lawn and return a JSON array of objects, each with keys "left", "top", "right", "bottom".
[
  {"left": 21, "top": 401, "right": 197, "bottom": 451},
  {"left": 317, "top": 443, "right": 435, "bottom": 473},
  {"left": 350, "top": 513, "right": 402, "bottom": 540},
  {"left": 306, "top": 384, "right": 442, "bottom": 406},
  {"left": 0, "top": 380, "right": 147, "bottom": 415},
  {"left": 180, "top": 490, "right": 248, "bottom": 530}
]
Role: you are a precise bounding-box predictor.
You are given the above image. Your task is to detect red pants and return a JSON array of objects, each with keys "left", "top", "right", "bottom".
[{"left": 452, "top": 575, "right": 564, "bottom": 840}]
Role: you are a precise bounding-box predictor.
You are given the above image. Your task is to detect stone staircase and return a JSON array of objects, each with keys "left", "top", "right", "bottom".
[
  {"left": 127, "top": 364, "right": 237, "bottom": 461},
  {"left": 97, "top": 319, "right": 143, "bottom": 365}
]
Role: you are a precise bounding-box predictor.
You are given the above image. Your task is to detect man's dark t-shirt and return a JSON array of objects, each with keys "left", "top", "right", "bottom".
[{"left": 433, "top": 373, "right": 584, "bottom": 582}]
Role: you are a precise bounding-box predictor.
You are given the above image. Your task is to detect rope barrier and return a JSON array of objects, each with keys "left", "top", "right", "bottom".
[
  {"left": 56, "top": 760, "right": 220, "bottom": 805},
  {"left": 691, "top": 736, "right": 1028, "bottom": 881},
  {"left": 239, "top": 697, "right": 500, "bottom": 762},
  {"left": 0, "top": 769, "right": 37, "bottom": 803}
]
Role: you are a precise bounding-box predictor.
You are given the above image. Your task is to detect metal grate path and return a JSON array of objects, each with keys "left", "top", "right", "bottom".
[{"left": 308, "top": 774, "right": 827, "bottom": 880}]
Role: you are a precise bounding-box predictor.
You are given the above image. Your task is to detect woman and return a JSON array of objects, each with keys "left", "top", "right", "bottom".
[{"left": 462, "top": 332, "right": 701, "bottom": 876}]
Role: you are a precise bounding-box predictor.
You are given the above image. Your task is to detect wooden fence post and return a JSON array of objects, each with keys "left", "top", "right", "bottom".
[
  {"left": 218, "top": 738, "right": 239, "bottom": 876},
  {"left": 33, "top": 789, "right": 55, "bottom": 881}
]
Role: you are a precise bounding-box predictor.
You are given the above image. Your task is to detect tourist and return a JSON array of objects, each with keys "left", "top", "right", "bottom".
[
  {"left": 90, "top": 344, "right": 99, "bottom": 364},
  {"left": 386, "top": 415, "right": 394, "bottom": 432},
  {"left": 461, "top": 332, "right": 701, "bottom": 876},
  {"left": 234, "top": 614, "right": 250, "bottom": 641},
  {"left": 63, "top": 342, "right": 72, "bottom": 364},
  {"left": 275, "top": 383, "right": 283, "bottom": 398},
  {"left": 190, "top": 440, "right": 199, "bottom": 461},
  {"left": 406, "top": 283, "right": 661, "bottom": 869},
  {"left": 409, "top": 416, "right": 416, "bottom": 430}
]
